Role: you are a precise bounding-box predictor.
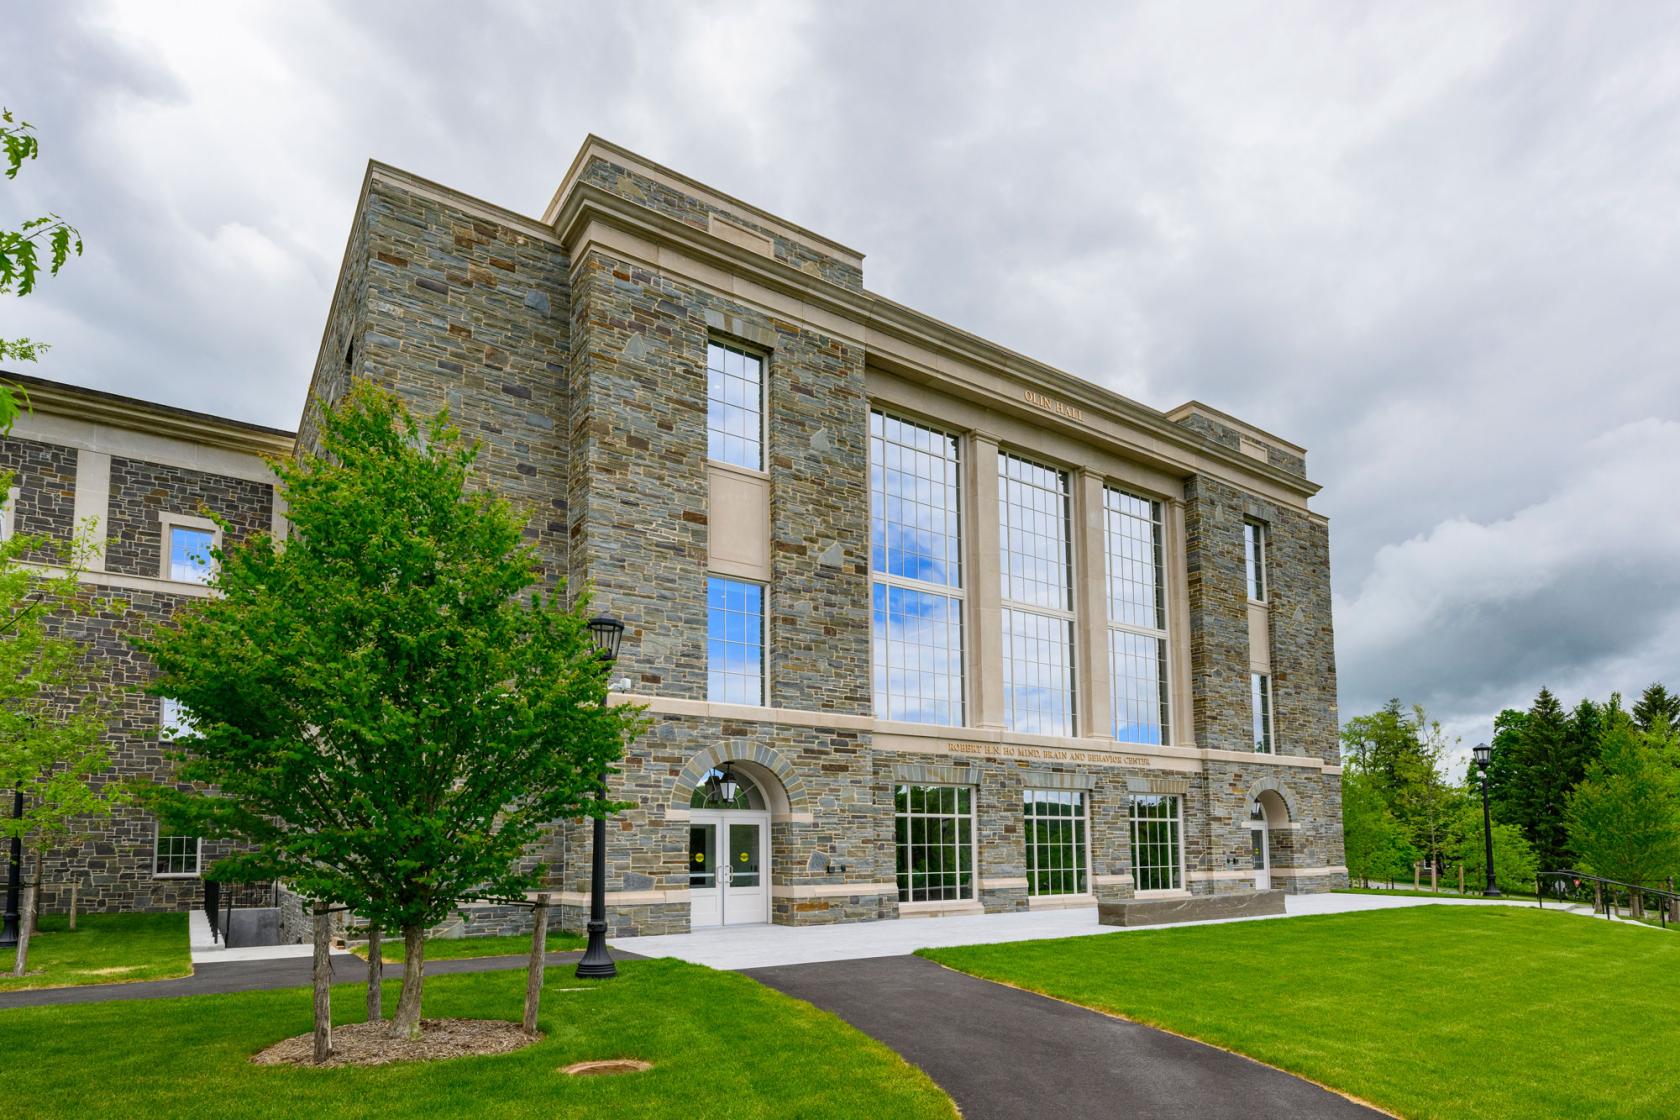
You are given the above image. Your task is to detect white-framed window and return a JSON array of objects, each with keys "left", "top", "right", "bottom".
[
  {"left": 153, "top": 827, "right": 202, "bottom": 878},
  {"left": 1251, "top": 672, "right": 1273, "bottom": 753},
  {"left": 1105, "top": 487, "right": 1169, "bottom": 744},
  {"left": 159, "top": 697, "right": 195, "bottom": 740},
  {"left": 706, "top": 340, "right": 764, "bottom": 471},
  {"left": 894, "top": 784, "right": 975, "bottom": 902},
  {"left": 1024, "top": 788, "right": 1089, "bottom": 896},
  {"left": 870, "top": 410, "right": 964, "bottom": 726},
  {"left": 1244, "top": 520, "right": 1268, "bottom": 602},
  {"left": 1129, "top": 794, "right": 1183, "bottom": 892},
  {"left": 999, "top": 453, "right": 1075, "bottom": 735},
  {"left": 0, "top": 484, "right": 19, "bottom": 542},
  {"left": 158, "top": 512, "right": 220, "bottom": 585},
  {"left": 706, "top": 577, "right": 765, "bottom": 706}
]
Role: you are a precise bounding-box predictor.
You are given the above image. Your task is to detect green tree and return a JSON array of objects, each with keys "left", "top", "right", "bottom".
[
  {"left": 1341, "top": 700, "right": 1461, "bottom": 868},
  {"left": 1631, "top": 683, "right": 1680, "bottom": 741},
  {"left": 0, "top": 108, "right": 83, "bottom": 426},
  {"left": 142, "top": 382, "right": 643, "bottom": 1038},
  {"left": 1450, "top": 799, "right": 1538, "bottom": 895},
  {"left": 0, "top": 495, "right": 118, "bottom": 976},
  {"left": 1501, "top": 687, "right": 1576, "bottom": 871},
  {"left": 1341, "top": 770, "right": 1415, "bottom": 887},
  {"left": 1566, "top": 722, "right": 1680, "bottom": 907}
]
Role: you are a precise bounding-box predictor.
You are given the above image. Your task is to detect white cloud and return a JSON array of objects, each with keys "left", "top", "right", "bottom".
[{"left": 5, "top": 0, "right": 1679, "bottom": 741}]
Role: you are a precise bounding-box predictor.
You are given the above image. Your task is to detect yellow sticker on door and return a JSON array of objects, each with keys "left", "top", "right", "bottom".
[{"left": 739, "top": 852, "right": 749, "bottom": 862}]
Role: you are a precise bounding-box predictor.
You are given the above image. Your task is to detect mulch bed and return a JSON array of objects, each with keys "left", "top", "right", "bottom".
[{"left": 251, "top": 1018, "right": 539, "bottom": 1067}]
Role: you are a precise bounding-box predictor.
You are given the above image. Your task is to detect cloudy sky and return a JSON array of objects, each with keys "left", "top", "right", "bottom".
[{"left": 8, "top": 2, "right": 1680, "bottom": 759}]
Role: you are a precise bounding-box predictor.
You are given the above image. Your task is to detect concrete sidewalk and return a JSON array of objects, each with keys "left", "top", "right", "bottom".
[
  {"left": 747, "top": 954, "right": 1382, "bottom": 1120},
  {"left": 608, "top": 888, "right": 1536, "bottom": 970}
]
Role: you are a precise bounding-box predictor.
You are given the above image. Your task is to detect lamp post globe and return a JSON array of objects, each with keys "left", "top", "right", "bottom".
[
  {"left": 576, "top": 614, "right": 625, "bottom": 980},
  {"left": 1474, "top": 741, "right": 1500, "bottom": 898}
]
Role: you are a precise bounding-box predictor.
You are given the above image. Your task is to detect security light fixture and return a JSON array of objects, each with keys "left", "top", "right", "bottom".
[{"left": 1473, "top": 742, "right": 1492, "bottom": 769}]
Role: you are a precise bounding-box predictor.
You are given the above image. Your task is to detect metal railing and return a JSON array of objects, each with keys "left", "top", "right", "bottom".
[
  {"left": 1538, "top": 870, "right": 1680, "bottom": 928},
  {"left": 202, "top": 880, "right": 278, "bottom": 947}
]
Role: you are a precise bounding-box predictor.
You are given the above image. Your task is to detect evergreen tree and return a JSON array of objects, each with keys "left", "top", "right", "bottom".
[
  {"left": 1341, "top": 701, "right": 1462, "bottom": 868},
  {"left": 1484, "top": 707, "right": 1525, "bottom": 817},
  {"left": 1503, "top": 687, "right": 1575, "bottom": 871},
  {"left": 1631, "top": 683, "right": 1680, "bottom": 741}
]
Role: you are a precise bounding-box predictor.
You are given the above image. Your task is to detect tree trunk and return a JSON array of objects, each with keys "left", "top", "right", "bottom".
[
  {"left": 524, "top": 895, "right": 549, "bottom": 1036},
  {"left": 388, "top": 923, "right": 426, "bottom": 1039},
  {"left": 312, "top": 905, "right": 332, "bottom": 1064},
  {"left": 11, "top": 882, "right": 35, "bottom": 977},
  {"left": 1458, "top": 865, "right": 1465, "bottom": 895},
  {"left": 365, "top": 927, "right": 383, "bottom": 1021},
  {"left": 68, "top": 882, "right": 78, "bottom": 931},
  {"left": 29, "top": 851, "right": 42, "bottom": 933}
]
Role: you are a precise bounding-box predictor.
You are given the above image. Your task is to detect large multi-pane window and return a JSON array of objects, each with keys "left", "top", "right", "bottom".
[
  {"left": 1024, "top": 789, "right": 1088, "bottom": 896},
  {"left": 706, "top": 340, "right": 764, "bottom": 470},
  {"left": 1104, "top": 487, "right": 1169, "bottom": 744},
  {"left": 1244, "top": 520, "right": 1268, "bottom": 602},
  {"left": 1251, "top": 672, "right": 1273, "bottom": 753},
  {"left": 1129, "top": 794, "right": 1183, "bottom": 892},
  {"left": 870, "top": 411, "right": 964, "bottom": 726},
  {"left": 894, "top": 784, "right": 975, "bottom": 902},
  {"left": 706, "top": 577, "right": 765, "bottom": 706},
  {"left": 999, "top": 453, "right": 1074, "bottom": 735}
]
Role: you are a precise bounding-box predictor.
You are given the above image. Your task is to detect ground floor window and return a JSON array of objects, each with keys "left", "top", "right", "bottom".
[
  {"left": 153, "top": 830, "right": 201, "bottom": 877},
  {"left": 895, "top": 784, "right": 974, "bottom": 902},
  {"left": 1129, "top": 794, "right": 1182, "bottom": 891},
  {"left": 1024, "top": 789, "right": 1088, "bottom": 895}
]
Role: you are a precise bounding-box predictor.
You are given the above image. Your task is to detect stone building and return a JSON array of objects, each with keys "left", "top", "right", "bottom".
[
  {"left": 6, "top": 136, "right": 1344, "bottom": 930},
  {"left": 302, "top": 137, "right": 1345, "bottom": 936},
  {"left": 0, "top": 374, "right": 291, "bottom": 914}
]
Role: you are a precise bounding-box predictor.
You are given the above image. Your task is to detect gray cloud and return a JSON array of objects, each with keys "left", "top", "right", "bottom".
[{"left": 7, "top": 0, "right": 1679, "bottom": 746}]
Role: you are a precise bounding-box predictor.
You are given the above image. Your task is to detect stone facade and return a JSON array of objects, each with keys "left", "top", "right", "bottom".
[
  {"left": 0, "top": 375, "right": 289, "bottom": 915},
  {"left": 16, "top": 136, "right": 1345, "bottom": 931}
]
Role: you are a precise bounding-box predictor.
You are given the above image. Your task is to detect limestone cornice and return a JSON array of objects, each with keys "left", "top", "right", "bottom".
[
  {"left": 554, "top": 184, "right": 1323, "bottom": 504},
  {"left": 3, "top": 372, "right": 295, "bottom": 460}
]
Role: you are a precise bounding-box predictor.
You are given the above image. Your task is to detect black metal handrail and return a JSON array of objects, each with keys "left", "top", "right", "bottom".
[
  {"left": 202, "top": 880, "right": 277, "bottom": 947},
  {"left": 1538, "top": 870, "right": 1679, "bottom": 928}
]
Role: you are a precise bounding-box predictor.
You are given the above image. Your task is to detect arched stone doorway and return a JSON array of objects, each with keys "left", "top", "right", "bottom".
[
  {"left": 684, "top": 763, "right": 776, "bottom": 927},
  {"left": 1246, "top": 787, "right": 1291, "bottom": 891}
]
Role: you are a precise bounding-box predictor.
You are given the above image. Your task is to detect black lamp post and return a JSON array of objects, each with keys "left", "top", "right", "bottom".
[
  {"left": 0, "top": 789, "right": 22, "bottom": 949},
  {"left": 576, "top": 615, "right": 625, "bottom": 980},
  {"left": 1473, "top": 742, "right": 1500, "bottom": 898}
]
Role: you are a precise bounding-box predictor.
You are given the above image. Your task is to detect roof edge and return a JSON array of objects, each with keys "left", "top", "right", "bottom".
[{"left": 1, "top": 370, "right": 296, "bottom": 457}]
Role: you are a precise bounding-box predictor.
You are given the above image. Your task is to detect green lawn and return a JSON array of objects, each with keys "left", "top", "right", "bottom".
[
  {"left": 0, "top": 912, "right": 191, "bottom": 992},
  {"left": 0, "top": 958, "right": 954, "bottom": 1119},
  {"left": 923, "top": 906, "right": 1677, "bottom": 1119},
  {"left": 351, "top": 931, "right": 587, "bottom": 963}
]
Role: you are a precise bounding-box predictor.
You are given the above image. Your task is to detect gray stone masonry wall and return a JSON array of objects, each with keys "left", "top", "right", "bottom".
[
  {"left": 103, "top": 457, "right": 273, "bottom": 578},
  {"left": 1172, "top": 411, "right": 1307, "bottom": 478},
  {"left": 1201, "top": 763, "right": 1346, "bottom": 893},
  {"left": 0, "top": 434, "right": 78, "bottom": 564},
  {"left": 1183, "top": 474, "right": 1340, "bottom": 765},
  {"left": 576, "top": 156, "right": 863, "bottom": 291},
  {"left": 298, "top": 186, "right": 370, "bottom": 456},
  {"left": 352, "top": 176, "right": 574, "bottom": 589},
  {"left": 35, "top": 586, "right": 240, "bottom": 915},
  {"left": 567, "top": 247, "right": 872, "bottom": 713}
]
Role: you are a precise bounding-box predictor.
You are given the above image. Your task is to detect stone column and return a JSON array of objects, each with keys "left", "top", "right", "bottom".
[
  {"left": 967, "top": 431, "right": 1004, "bottom": 729},
  {"left": 1073, "top": 468, "right": 1111, "bottom": 740}
]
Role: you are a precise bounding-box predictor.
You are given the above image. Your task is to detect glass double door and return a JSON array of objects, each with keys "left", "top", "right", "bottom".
[{"left": 688, "top": 810, "right": 769, "bottom": 927}]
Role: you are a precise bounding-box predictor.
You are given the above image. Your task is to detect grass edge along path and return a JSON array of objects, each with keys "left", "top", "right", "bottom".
[
  {"left": 921, "top": 906, "right": 1677, "bottom": 1120},
  {"left": 0, "top": 957, "right": 956, "bottom": 1120},
  {"left": 0, "top": 912, "right": 191, "bottom": 992}
]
